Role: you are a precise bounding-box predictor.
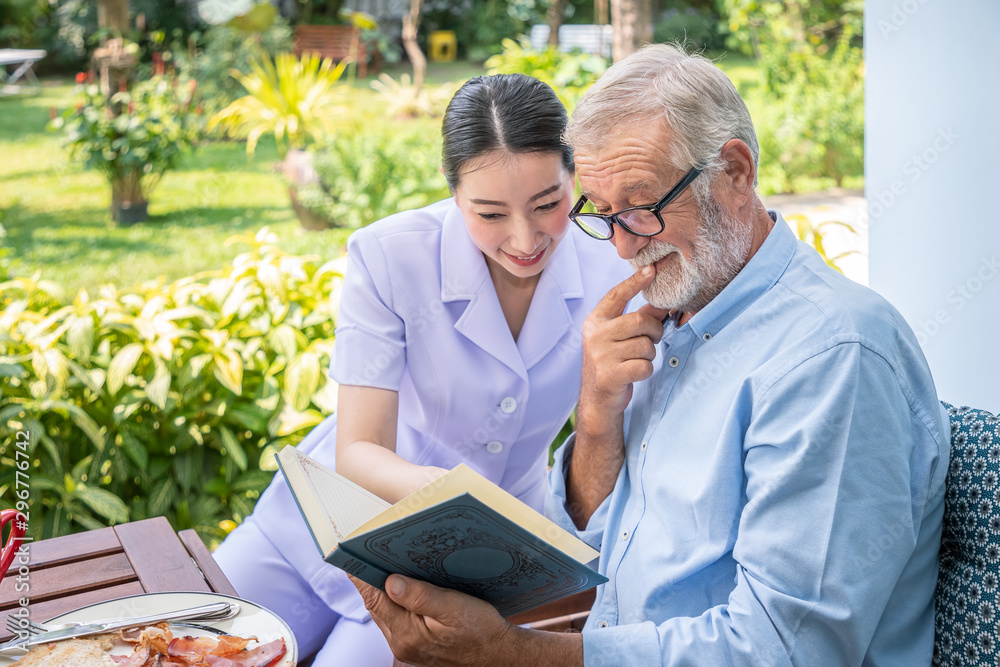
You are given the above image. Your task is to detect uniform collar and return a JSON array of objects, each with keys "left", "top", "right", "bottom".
[
  {"left": 684, "top": 210, "right": 796, "bottom": 340},
  {"left": 439, "top": 200, "right": 585, "bottom": 377}
]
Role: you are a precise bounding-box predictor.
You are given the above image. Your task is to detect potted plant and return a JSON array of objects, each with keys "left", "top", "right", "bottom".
[
  {"left": 52, "top": 76, "right": 201, "bottom": 225},
  {"left": 208, "top": 50, "right": 348, "bottom": 230}
]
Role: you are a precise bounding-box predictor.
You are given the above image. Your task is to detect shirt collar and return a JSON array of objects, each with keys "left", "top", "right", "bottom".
[
  {"left": 441, "top": 199, "right": 490, "bottom": 302},
  {"left": 684, "top": 210, "right": 796, "bottom": 340},
  {"left": 438, "top": 198, "right": 586, "bottom": 377}
]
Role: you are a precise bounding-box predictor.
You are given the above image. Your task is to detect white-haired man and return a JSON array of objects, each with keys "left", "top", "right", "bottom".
[{"left": 351, "top": 44, "right": 950, "bottom": 666}]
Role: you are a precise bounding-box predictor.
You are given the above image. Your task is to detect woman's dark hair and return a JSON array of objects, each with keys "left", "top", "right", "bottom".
[{"left": 441, "top": 73, "right": 573, "bottom": 190}]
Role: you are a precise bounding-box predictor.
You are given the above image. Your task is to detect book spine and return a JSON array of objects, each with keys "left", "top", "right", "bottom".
[{"left": 327, "top": 545, "right": 392, "bottom": 590}]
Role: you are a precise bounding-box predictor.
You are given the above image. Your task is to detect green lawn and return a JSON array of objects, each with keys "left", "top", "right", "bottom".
[{"left": 0, "top": 63, "right": 479, "bottom": 295}]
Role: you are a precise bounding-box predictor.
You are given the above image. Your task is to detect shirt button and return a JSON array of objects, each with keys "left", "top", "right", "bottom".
[
  {"left": 668, "top": 356, "right": 680, "bottom": 367},
  {"left": 499, "top": 397, "right": 518, "bottom": 414},
  {"left": 486, "top": 441, "right": 504, "bottom": 455},
  {"left": 597, "top": 621, "right": 609, "bottom": 628},
  {"left": 702, "top": 332, "right": 712, "bottom": 341},
  {"left": 641, "top": 441, "right": 647, "bottom": 450},
  {"left": 622, "top": 530, "right": 629, "bottom": 540}
]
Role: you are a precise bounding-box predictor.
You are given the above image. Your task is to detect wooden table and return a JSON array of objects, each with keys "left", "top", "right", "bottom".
[{"left": 0, "top": 516, "right": 237, "bottom": 643}]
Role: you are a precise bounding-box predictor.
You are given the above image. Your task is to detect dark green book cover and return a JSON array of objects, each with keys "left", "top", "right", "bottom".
[
  {"left": 276, "top": 448, "right": 605, "bottom": 618},
  {"left": 328, "top": 493, "right": 607, "bottom": 617}
]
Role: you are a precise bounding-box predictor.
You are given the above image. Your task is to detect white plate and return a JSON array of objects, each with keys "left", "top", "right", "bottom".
[{"left": 0, "top": 591, "right": 297, "bottom": 665}]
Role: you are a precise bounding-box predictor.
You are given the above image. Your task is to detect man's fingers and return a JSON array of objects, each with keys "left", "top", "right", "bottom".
[
  {"left": 592, "top": 266, "right": 655, "bottom": 319},
  {"left": 349, "top": 575, "right": 399, "bottom": 619},
  {"left": 613, "top": 311, "right": 665, "bottom": 344},
  {"left": 620, "top": 335, "right": 657, "bottom": 362},
  {"left": 385, "top": 574, "right": 457, "bottom": 621},
  {"left": 636, "top": 302, "right": 671, "bottom": 323},
  {"left": 619, "top": 358, "right": 656, "bottom": 383}
]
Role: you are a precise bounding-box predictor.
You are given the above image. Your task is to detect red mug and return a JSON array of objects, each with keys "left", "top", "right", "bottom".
[{"left": 0, "top": 509, "right": 27, "bottom": 584}]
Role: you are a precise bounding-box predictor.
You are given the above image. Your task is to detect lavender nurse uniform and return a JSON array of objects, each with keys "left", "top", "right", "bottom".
[{"left": 215, "top": 198, "right": 627, "bottom": 664}]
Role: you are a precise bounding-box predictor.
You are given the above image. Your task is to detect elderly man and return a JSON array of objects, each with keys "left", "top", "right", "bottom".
[{"left": 351, "top": 44, "right": 949, "bottom": 666}]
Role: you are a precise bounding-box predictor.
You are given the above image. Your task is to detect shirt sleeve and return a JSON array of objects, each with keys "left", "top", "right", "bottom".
[
  {"left": 547, "top": 433, "right": 614, "bottom": 552},
  {"left": 583, "top": 340, "right": 944, "bottom": 666},
  {"left": 330, "top": 229, "right": 407, "bottom": 391}
]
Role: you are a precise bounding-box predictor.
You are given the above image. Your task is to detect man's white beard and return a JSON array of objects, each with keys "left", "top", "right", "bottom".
[{"left": 629, "top": 190, "right": 753, "bottom": 312}]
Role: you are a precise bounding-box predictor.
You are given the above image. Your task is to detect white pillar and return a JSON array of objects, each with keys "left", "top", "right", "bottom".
[{"left": 866, "top": 0, "right": 1000, "bottom": 410}]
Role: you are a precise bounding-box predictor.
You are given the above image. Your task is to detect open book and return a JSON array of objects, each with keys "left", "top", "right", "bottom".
[{"left": 276, "top": 446, "right": 607, "bottom": 617}]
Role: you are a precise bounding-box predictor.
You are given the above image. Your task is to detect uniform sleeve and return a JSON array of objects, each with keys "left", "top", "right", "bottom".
[
  {"left": 330, "top": 229, "right": 407, "bottom": 391},
  {"left": 582, "top": 340, "right": 943, "bottom": 666}
]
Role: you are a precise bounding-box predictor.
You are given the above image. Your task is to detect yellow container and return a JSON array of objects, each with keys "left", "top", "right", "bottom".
[{"left": 429, "top": 30, "right": 457, "bottom": 62}]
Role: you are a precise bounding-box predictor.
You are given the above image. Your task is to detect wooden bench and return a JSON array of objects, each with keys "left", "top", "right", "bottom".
[
  {"left": 293, "top": 25, "right": 368, "bottom": 78},
  {"left": 529, "top": 24, "right": 613, "bottom": 58}
]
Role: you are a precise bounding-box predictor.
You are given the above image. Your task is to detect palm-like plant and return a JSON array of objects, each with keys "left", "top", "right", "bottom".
[
  {"left": 209, "top": 50, "right": 349, "bottom": 157},
  {"left": 370, "top": 73, "right": 454, "bottom": 119}
]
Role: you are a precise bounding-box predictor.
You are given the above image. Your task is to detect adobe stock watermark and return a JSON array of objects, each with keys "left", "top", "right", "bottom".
[
  {"left": 913, "top": 254, "right": 1000, "bottom": 346},
  {"left": 864, "top": 126, "right": 959, "bottom": 228},
  {"left": 875, "top": 0, "right": 935, "bottom": 40}
]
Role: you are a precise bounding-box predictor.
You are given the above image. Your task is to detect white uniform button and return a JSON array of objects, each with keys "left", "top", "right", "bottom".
[
  {"left": 622, "top": 530, "right": 629, "bottom": 540},
  {"left": 668, "top": 356, "right": 680, "bottom": 367},
  {"left": 486, "top": 441, "right": 504, "bottom": 455},
  {"left": 597, "top": 621, "right": 609, "bottom": 629},
  {"left": 500, "top": 397, "right": 518, "bottom": 414},
  {"left": 702, "top": 332, "right": 712, "bottom": 341}
]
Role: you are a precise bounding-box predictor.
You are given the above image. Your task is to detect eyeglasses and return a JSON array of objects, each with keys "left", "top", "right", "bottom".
[{"left": 570, "top": 166, "right": 702, "bottom": 240}]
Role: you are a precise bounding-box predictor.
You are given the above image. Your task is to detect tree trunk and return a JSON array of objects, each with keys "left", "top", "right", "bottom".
[
  {"left": 402, "top": 0, "right": 425, "bottom": 94},
  {"left": 611, "top": 0, "right": 652, "bottom": 63},
  {"left": 96, "top": 0, "right": 129, "bottom": 34},
  {"left": 546, "top": 0, "right": 568, "bottom": 48}
]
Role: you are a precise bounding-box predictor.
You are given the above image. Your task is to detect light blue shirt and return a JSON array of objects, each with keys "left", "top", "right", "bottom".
[{"left": 547, "top": 213, "right": 950, "bottom": 666}]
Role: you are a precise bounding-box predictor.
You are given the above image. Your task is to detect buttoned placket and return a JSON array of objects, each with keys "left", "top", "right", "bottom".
[
  {"left": 601, "top": 324, "right": 696, "bottom": 627},
  {"left": 484, "top": 389, "right": 527, "bottom": 459}
]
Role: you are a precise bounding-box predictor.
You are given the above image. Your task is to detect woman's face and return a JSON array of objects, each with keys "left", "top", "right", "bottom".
[{"left": 453, "top": 151, "right": 574, "bottom": 281}]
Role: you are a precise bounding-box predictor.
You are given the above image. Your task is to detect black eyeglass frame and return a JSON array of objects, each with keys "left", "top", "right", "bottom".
[{"left": 570, "top": 166, "right": 703, "bottom": 240}]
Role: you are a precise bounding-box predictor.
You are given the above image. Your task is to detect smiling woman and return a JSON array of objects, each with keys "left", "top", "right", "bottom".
[
  {"left": 212, "top": 73, "right": 629, "bottom": 666},
  {"left": 455, "top": 152, "right": 575, "bottom": 340}
]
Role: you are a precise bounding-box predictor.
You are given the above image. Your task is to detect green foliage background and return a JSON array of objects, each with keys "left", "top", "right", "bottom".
[
  {"left": 298, "top": 122, "right": 452, "bottom": 229},
  {"left": 0, "top": 229, "right": 340, "bottom": 546}
]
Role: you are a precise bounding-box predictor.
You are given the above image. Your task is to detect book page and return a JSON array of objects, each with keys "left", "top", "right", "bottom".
[
  {"left": 277, "top": 447, "right": 391, "bottom": 555},
  {"left": 354, "top": 465, "right": 599, "bottom": 564}
]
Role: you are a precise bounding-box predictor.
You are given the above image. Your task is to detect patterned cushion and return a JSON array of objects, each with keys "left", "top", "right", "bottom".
[{"left": 934, "top": 402, "right": 1000, "bottom": 666}]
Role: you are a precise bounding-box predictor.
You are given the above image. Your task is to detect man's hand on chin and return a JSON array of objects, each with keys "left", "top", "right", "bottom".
[{"left": 350, "top": 574, "right": 583, "bottom": 667}]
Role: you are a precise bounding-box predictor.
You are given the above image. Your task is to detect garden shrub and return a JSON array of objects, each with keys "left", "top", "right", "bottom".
[
  {"left": 169, "top": 21, "right": 293, "bottom": 116},
  {"left": 485, "top": 37, "right": 608, "bottom": 110},
  {"left": 719, "top": 0, "right": 864, "bottom": 192},
  {"left": 654, "top": 7, "right": 727, "bottom": 52},
  {"left": 0, "top": 229, "right": 340, "bottom": 545},
  {"left": 296, "top": 122, "right": 451, "bottom": 229},
  {"left": 752, "top": 29, "right": 864, "bottom": 192}
]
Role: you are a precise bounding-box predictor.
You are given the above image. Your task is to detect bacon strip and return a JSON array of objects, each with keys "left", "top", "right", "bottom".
[
  {"left": 211, "top": 635, "right": 255, "bottom": 656},
  {"left": 203, "top": 639, "right": 287, "bottom": 667},
  {"left": 110, "top": 645, "right": 150, "bottom": 666}
]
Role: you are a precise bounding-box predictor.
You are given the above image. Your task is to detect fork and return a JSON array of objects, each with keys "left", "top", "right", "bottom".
[{"left": 5, "top": 601, "right": 239, "bottom": 637}]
